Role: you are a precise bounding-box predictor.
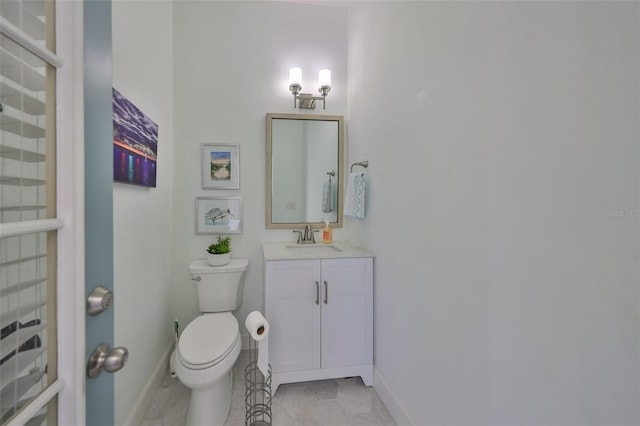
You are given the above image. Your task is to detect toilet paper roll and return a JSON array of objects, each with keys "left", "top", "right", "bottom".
[
  {"left": 245, "top": 311, "right": 270, "bottom": 377},
  {"left": 245, "top": 311, "right": 269, "bottom": 341}
]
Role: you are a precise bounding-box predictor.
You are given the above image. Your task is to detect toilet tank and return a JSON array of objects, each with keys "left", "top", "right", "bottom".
[{"left": 189, "top": 258, "right": 249, "bottom": 312}]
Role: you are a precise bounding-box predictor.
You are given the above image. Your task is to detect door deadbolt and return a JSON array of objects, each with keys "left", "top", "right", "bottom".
[
  {"left": 87, "top": 286, "right": 113, "bottom": 315},
  {"left": 87, "top": 344, "right": 129, "bottom": 378}
]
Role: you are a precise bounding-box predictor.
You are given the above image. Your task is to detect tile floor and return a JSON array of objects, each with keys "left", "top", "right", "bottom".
[{"left": 140, "top": 350, "right": 396, "bottom": 426}]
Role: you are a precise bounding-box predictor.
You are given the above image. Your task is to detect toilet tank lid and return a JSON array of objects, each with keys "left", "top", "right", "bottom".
[{"left": 189, "top": 258, "right": 249, "bottom": 273}]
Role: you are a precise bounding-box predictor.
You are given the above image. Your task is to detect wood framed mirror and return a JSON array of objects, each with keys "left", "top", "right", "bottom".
[{"left": 266, "top": 113, "right": 344, "bottom": 229}]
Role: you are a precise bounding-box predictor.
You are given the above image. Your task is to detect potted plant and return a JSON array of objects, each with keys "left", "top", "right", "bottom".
[{"left": 206, "top": 236, "right": 231, "bottom": 266}]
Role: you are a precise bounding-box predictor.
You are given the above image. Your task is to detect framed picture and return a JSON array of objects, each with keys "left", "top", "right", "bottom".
[
  {"left": 195, "top": 196, "right": 243, "bottom": 234},
  {"left": 201, "top": 144, "right": 239, "bottom": 189}
]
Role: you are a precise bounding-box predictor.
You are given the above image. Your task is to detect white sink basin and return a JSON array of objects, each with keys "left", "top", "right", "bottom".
[{"left": 286, "top": 244, "right": 343, "bottom": 256}]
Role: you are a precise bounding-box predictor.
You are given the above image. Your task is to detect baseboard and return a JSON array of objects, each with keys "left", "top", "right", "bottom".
[
  {"left": 373, "top": 367, "right": 414, "bottom": 426},
  {"left": 122, "top": 340, "right": 174, "bottom": 426}
]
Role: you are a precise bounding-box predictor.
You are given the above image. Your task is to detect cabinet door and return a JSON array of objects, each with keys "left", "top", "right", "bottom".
[
  {"left": 321, "top": 258, "right": 373, "bottom": 368},
  {"left": 265, "top": 260, "right": 321, "bottom": 372}
]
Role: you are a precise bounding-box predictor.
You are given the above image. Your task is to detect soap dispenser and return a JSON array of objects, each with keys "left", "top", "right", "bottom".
[{"left": 323, "top": 221, "right": 332, "bottom": 244}]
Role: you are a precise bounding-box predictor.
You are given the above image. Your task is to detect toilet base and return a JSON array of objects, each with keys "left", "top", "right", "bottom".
[{"left": 186, "top": 369, "right": 232, "bottom": 426}]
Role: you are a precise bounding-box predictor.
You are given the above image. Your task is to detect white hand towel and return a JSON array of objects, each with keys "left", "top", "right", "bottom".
[
  {"left": 322, "top": 176, "right": 334, "bottom": 213},
  {"left": 344, "top": 173, "right": 366, "bottom": 219}
]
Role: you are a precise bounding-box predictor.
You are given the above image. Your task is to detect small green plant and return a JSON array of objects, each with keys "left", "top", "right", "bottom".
[{"left": 207, "top": 236, "right": 231, "bottom": 255}]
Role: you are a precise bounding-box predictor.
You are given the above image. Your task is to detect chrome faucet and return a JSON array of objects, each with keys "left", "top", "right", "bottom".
[{"left": 293, "top": 225, "right": 319, "bottom": 244}]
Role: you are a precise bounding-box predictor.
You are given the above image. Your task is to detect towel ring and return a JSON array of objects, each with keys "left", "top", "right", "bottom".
[{"left": 350, "top": 160, "right": 369, "bottom": 173}]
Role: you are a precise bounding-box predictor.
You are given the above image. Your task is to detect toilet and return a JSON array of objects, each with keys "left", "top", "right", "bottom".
[{"left": 175, "top": 258, "right": 249, "bottom": 426}]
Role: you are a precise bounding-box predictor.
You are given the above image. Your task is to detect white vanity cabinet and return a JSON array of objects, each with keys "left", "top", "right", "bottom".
[{"left": 264, "top": 255, "right": 373, "bottom": 392}]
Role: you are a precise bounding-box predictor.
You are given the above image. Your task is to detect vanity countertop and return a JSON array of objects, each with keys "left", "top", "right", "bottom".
[{"left": 263, "top": 240, "right": 374, "bottom": 261}]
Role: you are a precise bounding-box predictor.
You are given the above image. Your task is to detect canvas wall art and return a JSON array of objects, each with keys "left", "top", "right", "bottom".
[{"left": 113, "top": 88, "right": 159, "bottom": 187}]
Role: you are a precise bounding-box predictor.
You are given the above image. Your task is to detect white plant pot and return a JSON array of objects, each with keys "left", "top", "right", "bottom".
[{"left": 207, "top": 252, "right": 230, "bottom": 267}]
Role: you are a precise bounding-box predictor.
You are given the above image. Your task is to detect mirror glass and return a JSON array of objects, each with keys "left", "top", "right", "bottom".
[{"left": 266, "top": 113, "right": 344, "bottom": 229}]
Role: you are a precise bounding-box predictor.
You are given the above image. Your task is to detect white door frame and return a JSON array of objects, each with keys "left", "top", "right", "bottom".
[{"left": 55, "top": 2, "right": 86, "bottom": 425}]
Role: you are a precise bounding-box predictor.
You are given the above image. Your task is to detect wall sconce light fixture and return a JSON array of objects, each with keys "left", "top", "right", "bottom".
[{"left": 289, "top": 67, "right": 331, "bottom": 109}]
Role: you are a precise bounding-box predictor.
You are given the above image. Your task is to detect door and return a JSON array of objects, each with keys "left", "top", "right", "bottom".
[
  {"left": 0, "top": 1, "right": 86, "bottom": 425},
  {"left": 320, "top": 258, "right": 373, "bottom": 369},
  {"left": 83, "top": 0, "right": 115, "bottom": 425},
  {"left": 265, "top": 260, "right": 321, "bottom": 372}
]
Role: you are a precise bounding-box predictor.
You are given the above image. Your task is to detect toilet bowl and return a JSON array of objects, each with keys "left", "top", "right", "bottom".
[
  {"left": 175, "top": 258, "right": 249, "bottom": 426},
  {"left": 175, "top": 313, "right": 241, "bottom": 425}
]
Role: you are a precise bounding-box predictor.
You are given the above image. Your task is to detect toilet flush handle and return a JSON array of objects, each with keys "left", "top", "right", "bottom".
[{"left": 192, "top": 276, "right": 201, "bottom": 282}]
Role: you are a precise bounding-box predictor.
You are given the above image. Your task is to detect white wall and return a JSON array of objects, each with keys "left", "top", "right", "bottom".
[
  {"left": 109, "top": 1, "right": 639, "bottom": 424},
  {"left": 347, "top": 2, "right": 639, "bottom": 425},
  {"left": 171, "top": 1, "right": 347, "bottom": 335},
  {"left": 112, "top": 1, "right": 174, "bottom": 424}
]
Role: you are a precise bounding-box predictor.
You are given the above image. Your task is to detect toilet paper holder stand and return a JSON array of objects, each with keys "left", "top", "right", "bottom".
[{"left": 245, "top": 338, "right": 272, "bottom": 426}]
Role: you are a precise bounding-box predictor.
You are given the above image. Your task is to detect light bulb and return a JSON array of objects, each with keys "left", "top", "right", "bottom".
[
  {"left": 289, "top": 67, "right": 302, "bottom": 86},
  {"left": 319, "top": 69, "right": 331, "bottom": 88}
]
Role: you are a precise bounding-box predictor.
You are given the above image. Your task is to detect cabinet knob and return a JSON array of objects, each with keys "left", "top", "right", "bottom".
[
  {"left": 324, "top": 281, "right": 328, "bottom": 304},
  {"left": 315, "top": 281, "right": 320, "bottom": 305}
]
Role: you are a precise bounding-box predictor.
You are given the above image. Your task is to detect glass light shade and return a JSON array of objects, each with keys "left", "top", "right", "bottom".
[
  {"left": 289, "top": 67, "right": 302, "bottom": 86},
  {"left": 319, "top": 69, "right": 331, "bottom": 87}
]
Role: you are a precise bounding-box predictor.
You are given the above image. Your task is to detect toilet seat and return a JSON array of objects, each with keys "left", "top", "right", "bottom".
[{"left": 178, "top": 313, "right": 239, "bottom": 370}]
